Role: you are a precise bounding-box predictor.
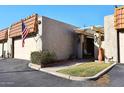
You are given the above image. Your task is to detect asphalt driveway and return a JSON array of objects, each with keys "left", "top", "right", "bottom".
[
  {"left": 0, "top": 58, "right": 123, "bottom": 87},
  {"left": 0, "top": 59, "right": 84, "bottom": 87},
  {"left": 105, "top": 64, "right": 124, "bottom": 87}
]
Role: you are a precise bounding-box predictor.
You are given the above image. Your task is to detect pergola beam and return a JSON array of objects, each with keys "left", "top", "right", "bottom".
[
  {"left": 74, "top": 29, "right": 94, "bottom": 37},
  {"left": 91, "top": 26, "right": 104, "bottom": 34}
]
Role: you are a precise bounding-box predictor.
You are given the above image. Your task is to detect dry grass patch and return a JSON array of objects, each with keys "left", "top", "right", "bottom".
[{"left": 57, "top": 62, "right": 112, "bottom": 77}]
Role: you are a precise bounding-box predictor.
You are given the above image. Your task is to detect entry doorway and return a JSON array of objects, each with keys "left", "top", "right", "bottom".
[{"left": 83, "top": 37, "right": 94, "bottom": 59}]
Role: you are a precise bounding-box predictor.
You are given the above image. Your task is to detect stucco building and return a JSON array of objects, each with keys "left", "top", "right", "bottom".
[
  {"left": 104, "top": 6, "right": 124, "bottom": 63},
  {"left": 0, "top": 14, "right": 101, "bottom": 61}
]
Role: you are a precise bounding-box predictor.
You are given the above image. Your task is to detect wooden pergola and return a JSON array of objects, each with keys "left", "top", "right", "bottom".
[
  {"left": 74, "top": 27, "right": 95, "bottom": 59},
  {"left": 74, "top": 28, "right": 94, "bottom": 38}
]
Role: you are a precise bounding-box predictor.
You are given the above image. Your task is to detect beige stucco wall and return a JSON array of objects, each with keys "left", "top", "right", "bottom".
[
  {"left": 4, "top": 42, "right": 7, "bottom": 57},
  {"left": 0, "top": 42, "right": 7, "bottom": 57},
  {"left": 7, "top": 28, "right": 12, "bottom": 57},
  {"left": 104, "top": 15, "right": 118, "bottom": 62},
  {"left": 42, "top": 16, "right": 77, "bottom": 60}
]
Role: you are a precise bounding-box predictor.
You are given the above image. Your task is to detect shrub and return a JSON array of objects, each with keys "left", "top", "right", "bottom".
[
  {"left": 41, "top": 51, "right": 56, "bottom": 65},
  {"left": 31, "top": 51, "right": 42, "bottom": 65},
  {"left": 31, "top": 51, "right": 56, "bottom": 67}
]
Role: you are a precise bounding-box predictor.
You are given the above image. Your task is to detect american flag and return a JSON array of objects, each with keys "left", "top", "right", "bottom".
[{"left": 21, "top": 20, "right": 30, "bottom": 47}]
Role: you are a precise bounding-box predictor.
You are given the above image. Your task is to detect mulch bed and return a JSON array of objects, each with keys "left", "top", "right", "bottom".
[{"left": 43, "top": 59, "right": 94, "bottom": 67}]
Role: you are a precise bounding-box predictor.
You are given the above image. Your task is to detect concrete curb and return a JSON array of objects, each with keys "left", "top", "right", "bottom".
[
  {"left": 0, "top": 58, "right": 5, "bottom": 60},
  {"left": 28, "top": 62, "right": 116, "bottom": 81}
]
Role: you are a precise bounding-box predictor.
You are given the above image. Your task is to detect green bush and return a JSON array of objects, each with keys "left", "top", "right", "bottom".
[
  {"left": 31, "top": 51, "right": 42, "bottom": 65},
  {"left": 31, "top": 51, "right": 56, "bottom": 67},
  {"left": 41, "top": 51, "right": 56, "bottom": 65}
]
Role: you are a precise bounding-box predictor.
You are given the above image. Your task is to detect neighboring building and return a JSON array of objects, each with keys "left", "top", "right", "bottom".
[
  {"left": 104, "top": 6, "right": 124, "bottom": 63},
  {"left": 0, "top": 14, "right": 102, "bottom": 61},
  {"left": 0, "top": 28, "right": 8, "bottom": 58},
  {"left": 104, "top": 15, "right": 118, "bottom": 62}
]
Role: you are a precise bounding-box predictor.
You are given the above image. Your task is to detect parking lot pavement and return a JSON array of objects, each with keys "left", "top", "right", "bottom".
[
  {"left": 105, "top": 64, "right": 124, "bottom": 87},
  {"left": 0, "top": 59, "right": 84, "bottom": 87},
  {"left": 84, "top": 64, "right": 124, "bottom": 87},
  {"left": 0, "top": 58, "right": 31, "bottom": 72},
  {"left": 0, "top": 59, "right": 124, "bottom": 87}
]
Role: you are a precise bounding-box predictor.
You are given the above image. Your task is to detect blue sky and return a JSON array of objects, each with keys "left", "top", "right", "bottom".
[{"left": 0, "top": 5, "right": 115, "bottom": 29}]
